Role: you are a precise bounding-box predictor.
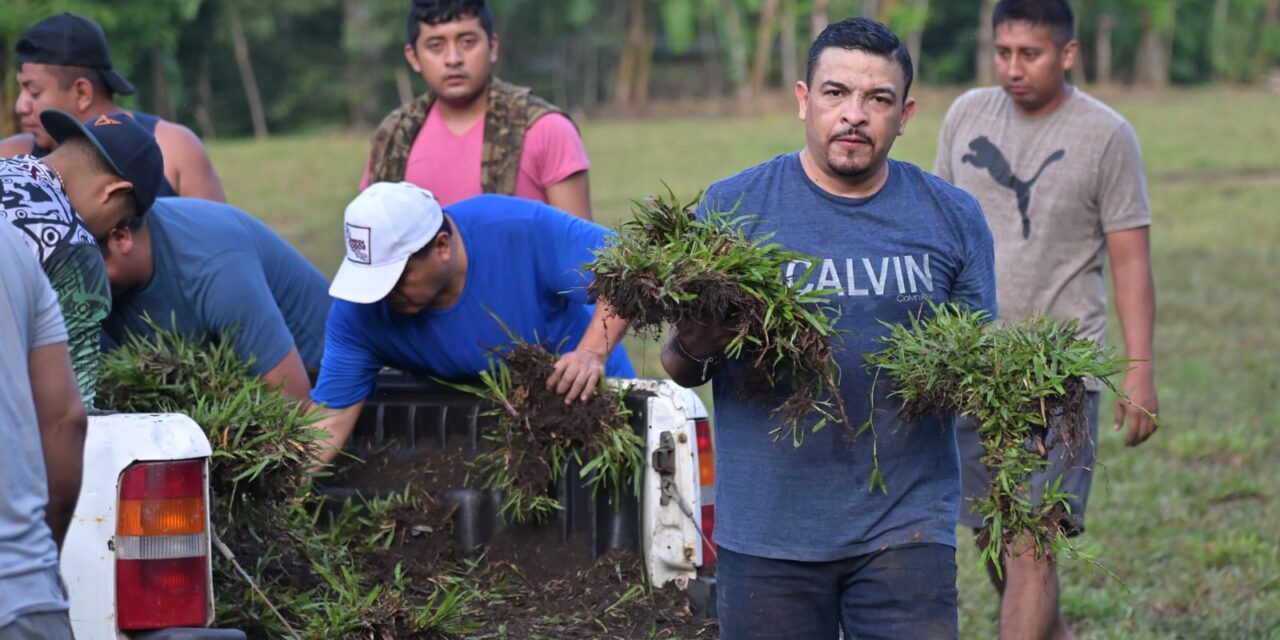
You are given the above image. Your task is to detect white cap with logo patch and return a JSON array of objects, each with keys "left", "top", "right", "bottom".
[{"left": 329, "top": 181, "right": 443, "bottom": 304}]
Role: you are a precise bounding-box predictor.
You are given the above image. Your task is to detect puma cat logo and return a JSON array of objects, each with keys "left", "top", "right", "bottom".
[{"left": 962, "top": 136, "right": 1065, "bottom": 239}]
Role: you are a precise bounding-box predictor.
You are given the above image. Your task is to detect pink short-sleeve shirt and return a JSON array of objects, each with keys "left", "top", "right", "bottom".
[{"left": 361, "top": 108, "right": 589, "bottom": 206}]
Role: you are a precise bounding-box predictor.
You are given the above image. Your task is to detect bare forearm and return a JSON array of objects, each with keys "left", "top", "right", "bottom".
[
  {"left": 30, "top": 343, "right": 87, "bottom": 550},
  {"left": 262, "top": 348, "right": 313, "bottom": 405},
  {"left": 43, "top": 409, "right": 87, "bottom": 550},
  {"left": 1109, "top": 229, "right": 1156, "bottom": 363},
  {"left": 1114, "top": 268, "right": 1155, "bottom": 362},
  {"left": 580, "top": 301, "right": 629, "bottom": 358}
]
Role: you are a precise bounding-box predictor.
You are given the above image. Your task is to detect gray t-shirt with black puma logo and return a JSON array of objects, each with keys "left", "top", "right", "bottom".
[{"left": 934, "top": 86, "right": 1151, "bottom": 345}]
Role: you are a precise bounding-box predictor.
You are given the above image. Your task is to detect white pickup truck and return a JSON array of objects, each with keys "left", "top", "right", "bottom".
[{"left": 61, "top": 376, "right": 716, "bottom": 639}]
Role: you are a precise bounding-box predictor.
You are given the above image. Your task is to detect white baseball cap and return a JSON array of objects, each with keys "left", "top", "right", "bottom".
[{"left": 329, "top": 181, "right": 444, "bottom": 304}]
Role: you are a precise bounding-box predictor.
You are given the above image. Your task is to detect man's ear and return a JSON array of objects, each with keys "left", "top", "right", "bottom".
[
  {"left": 107, "top": 225, "right": 134, "bottom": 256},
  {"left": 898, "top": 96, "right": 917, "bottom": 135},
  {"left": 103, "top": 178, "right": 134, "bottom": 205},
  {"left": 489, "top": 34, "right": 500, "bottom": 65},
  {"left": 404, "top": 44, "right": 423, "bottom": 74},
  {"left": 1061, "top": 39, "right": 1079, "bottom": 73},
  {"left": 795, "top": 80, "right": 810, "bottom": 122},
  {"left": 101, "top": 178, "right": 138, "bottom": 229},
  {"left": 434, "top": 230, "right": 453, "bottom": 260},
  {"left": 71, "top": 76, "right": 96, "bottom": 114}
]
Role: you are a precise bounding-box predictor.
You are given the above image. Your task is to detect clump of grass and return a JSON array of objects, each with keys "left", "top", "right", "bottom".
[
  {"left": 589, "top": 188, "right": 845, "bottom": 444},
  {"left": 864, "top": 303, "right": 1152, "bottom": 576},
  {"left": 451, "top": 341, "right": 645, "bottom": 523},
  {"left": 98, "top": 322, "right": 482, "bottom": 638}
]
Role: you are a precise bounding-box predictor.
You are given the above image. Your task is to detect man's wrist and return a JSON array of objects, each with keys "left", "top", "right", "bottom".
[
  {"left": 577, "top": 344, "right": 609, "bottom": 362},
  {"left": 1127, "top": 358, "right": 1155, "bottom": 372},
  {"left": 673, "top": 334, "right": 718, "bottom": 364}
]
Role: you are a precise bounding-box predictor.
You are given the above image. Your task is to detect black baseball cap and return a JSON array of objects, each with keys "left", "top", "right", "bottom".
[
  {"left": 40, "top": 110, "right": 163, "bottom": 216},
  {"left": 16, "top": 13, "right": 135, "bottom": 96}
]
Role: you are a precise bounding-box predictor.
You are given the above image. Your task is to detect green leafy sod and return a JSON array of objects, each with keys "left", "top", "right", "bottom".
[
  {"left": 864, "top": 303, "right": 1156, "bottom": 577},
  {"left": 589, "top": 187, "right": 846, "bottom": 445}
]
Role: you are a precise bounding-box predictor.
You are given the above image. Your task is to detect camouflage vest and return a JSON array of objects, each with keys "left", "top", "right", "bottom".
[{"left": 366, "top": 78, "right": 567, "bottom": 195}]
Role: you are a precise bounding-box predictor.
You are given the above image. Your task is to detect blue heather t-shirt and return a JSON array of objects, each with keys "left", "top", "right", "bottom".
[
  {"left": 103, "top": 198, "right": 331, "bottom": 373},
  {"left": 700, "top": 155, "right": 997, "bottom": 562},
  {"left": 313, "top": 194, "right": 635, "bottom": 409}
]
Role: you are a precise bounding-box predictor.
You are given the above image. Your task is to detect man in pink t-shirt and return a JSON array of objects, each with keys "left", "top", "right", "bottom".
[{"left": 362, "top": 0, "right": 592, "bottom": 219}]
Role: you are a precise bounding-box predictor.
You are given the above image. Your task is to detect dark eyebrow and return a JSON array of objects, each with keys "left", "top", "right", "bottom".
[
  {"left": 820, "top": 80, "right": 897, "bottom": 100},
  {"left": 868, "top": 86, "right": 898, "bottom": 100}
]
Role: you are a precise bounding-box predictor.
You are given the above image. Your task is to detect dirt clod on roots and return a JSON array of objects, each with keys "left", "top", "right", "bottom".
[{"left": 495, "top": 343, "right": 629, "bottom": 499}]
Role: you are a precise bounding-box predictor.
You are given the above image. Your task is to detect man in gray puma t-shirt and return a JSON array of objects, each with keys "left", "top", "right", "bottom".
[{"left": 934, "top": 1, "right": 1159, "bottom": 638}]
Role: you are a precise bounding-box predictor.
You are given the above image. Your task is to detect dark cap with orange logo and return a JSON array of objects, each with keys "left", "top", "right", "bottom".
[{"left": 39, "top": 109, "right": 164, "bottom": 216}]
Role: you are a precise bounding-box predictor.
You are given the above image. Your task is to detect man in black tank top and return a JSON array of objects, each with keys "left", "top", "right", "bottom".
[{"left": 0, "top": 13, "right": 227, "bottom": 203}]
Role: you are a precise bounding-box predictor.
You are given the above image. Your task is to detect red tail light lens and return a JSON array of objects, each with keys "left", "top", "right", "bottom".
[
  {"left": 694, "top": 418, "right": 717, "bottom": 566},
  {"left": 116, "top": 460, "right": 210, "bottom": 630}
]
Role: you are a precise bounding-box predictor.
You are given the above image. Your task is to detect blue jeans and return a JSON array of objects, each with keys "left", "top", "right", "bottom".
[{"left": 717, "top": 543, "right": 958, "bottom": 640}]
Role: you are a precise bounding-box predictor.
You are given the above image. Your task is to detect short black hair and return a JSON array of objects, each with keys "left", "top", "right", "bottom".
[
  {"left": 406, "top": 0, "right": 495, "bottom": 45},
  {"left": 62, "top": 135, "right": 117, "bottom": 178},
  {"left": 410, "top": 216, "right": 454, "bottom": 259},
  {"left": 17, "top": 62, "right": 113, "bottom": 100},
  {"left": 806, "top": 17, "right": 913, "bottom": 102},
  {"left": 993, "top": 0, "right": 1076, "bottom": 48}
]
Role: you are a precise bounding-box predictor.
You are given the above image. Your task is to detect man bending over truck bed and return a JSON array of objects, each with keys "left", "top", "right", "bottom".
[
  {"left": 98, "top": 197, "right": 331, "bottom": 405},
  {"left": 310, "top": 182, "right": 633, "bottom": 463}
]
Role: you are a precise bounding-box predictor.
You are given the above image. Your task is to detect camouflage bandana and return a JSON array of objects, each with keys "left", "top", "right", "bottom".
[{"left": 367, "top": 78, "right": 569, "bottom": 195}]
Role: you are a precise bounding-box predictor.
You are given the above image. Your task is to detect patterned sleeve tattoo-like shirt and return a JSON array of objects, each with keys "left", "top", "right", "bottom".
[{"left": 1, "top": 156, "right": 112, "bottom": 406}]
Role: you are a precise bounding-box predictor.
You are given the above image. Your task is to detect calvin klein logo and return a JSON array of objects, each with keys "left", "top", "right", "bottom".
[{"left": 962, "top": 136, "right": 1065, "bottom": 239}]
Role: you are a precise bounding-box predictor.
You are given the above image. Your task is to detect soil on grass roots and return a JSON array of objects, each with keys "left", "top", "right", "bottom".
[{"left": 492, "top": 342, "right": 628, "bottom": 500}]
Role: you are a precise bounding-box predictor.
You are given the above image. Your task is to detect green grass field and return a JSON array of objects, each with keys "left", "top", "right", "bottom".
[{"left": 209, "top": 88, "right": 1280, "bottom": 639}]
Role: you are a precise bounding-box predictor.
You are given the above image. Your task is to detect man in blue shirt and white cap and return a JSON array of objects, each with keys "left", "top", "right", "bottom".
[{"left": 310, "top": 182, "right": 633, "bottom": 463}]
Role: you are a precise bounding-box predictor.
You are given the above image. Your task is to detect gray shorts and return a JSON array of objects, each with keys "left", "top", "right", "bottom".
[
  {"left": 956, "top": 391, "right": 1100, "bottom": 536},
  {"left": 0, "top": 610, "right": 74, "bottom": 640}
]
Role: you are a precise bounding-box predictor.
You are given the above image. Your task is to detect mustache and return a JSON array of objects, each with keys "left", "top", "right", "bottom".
[{"left": 830, "top": 128, "right": 872, "bottom": 144}]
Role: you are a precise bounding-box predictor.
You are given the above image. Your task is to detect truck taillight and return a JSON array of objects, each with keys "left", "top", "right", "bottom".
[
  {"left": 694, "top": 418, "right": 716, "bottom": 566},
  {"left": 116, "top": 460, "right": 210, "bottom": 631}
]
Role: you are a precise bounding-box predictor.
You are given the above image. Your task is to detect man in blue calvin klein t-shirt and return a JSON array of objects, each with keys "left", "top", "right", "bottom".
[{"left": 662, "top": 18, "right": 996, "bottom": 639}]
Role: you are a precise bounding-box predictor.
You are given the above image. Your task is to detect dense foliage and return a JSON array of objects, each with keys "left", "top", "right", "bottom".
[{"left": 4, "top": 0, "right": 1275, "bottom": 139}]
